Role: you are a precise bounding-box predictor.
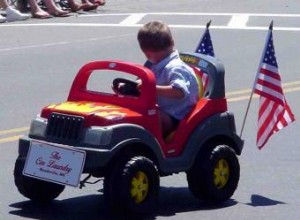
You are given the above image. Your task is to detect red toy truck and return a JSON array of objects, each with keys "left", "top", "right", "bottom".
[{"left": 14, "top": 52, "right": 244, "bottom": 214}]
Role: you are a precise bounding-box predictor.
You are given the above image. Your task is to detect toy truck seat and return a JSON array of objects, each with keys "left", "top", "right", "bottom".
[
  {"left": 180, "top": 52, "right": 225, "bottom": 100},
  {"left": 165, "top": 52, "right": 227, "bottom": 146}
]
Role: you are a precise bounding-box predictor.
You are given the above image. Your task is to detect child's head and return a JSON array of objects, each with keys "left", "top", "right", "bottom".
[{"left": 138, "top": 21, "right": 174, "bottom": 64}]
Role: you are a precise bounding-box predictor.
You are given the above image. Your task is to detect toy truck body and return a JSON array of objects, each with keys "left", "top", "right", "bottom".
[{"left": 15, "top": 52, "right": 243, "bottom": 214}]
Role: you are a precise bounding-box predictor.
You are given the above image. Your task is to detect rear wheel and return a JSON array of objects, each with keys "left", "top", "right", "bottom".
[
  {"left": 187, "top": 144, "right": 240, "bottom": 204},
  {"left": 104, "top": 156, "right": 159, "bottom": 215},
  {"left": 14, "top": 158, "right": 65, "bottom": 203}
]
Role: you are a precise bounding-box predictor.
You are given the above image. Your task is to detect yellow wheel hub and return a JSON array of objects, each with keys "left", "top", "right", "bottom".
[
  {"left": 130, "top": 171, "right": 149, "bottom": 204},
  {"left": 214, "top": 159, "right": 230, "bottom": 189}
]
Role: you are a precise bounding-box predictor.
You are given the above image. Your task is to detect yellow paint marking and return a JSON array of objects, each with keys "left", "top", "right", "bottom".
[
  {"left": 228, "top": 94, "right": 258, "bottom": 102},
  {"left": 226, "top": 89, "right": 251, "bottom": 96},
  {"left": 228, "top": 87, "right": 300, "bottom": 102},
  {"left": 284, "top": 87, "right": 300, "bottom": 93},
  {"left": 0, "top": 135, "right": 22, "bottom": 144},
  {"left": 0, "top": 127, "right": 29, "bottom": 135},
  {"left": 283, "top": 81, "right": 300, "bottom": 87},
  {"left": 226, "top": 81, "right": 300, "bottom": 97}
]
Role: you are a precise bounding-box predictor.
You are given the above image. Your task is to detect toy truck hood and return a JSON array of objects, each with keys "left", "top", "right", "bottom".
[{"left": 40, "top": 101, "right": 143, "bottom": 126}]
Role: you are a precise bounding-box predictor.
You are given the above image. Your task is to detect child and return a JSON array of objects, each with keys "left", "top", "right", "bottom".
[{"left": 137, "top": 21, "right": 199, "bottom": 137}]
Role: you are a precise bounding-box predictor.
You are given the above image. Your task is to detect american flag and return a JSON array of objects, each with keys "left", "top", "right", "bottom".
[
  {"left": 195, "top": 20, "right": 215, "bottom": 57},
  {"left": 254, "top": 24, "right": 295, "bottom": 149},
  {"left": 194, "top": 20, "right": 213, "bottom": 91}
]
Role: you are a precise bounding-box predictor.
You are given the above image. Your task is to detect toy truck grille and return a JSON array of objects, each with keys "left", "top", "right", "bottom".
[{"left": 46, "top": 113, "right": 84, "bottom": 143}]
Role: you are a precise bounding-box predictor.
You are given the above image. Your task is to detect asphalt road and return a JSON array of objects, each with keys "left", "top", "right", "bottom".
[{"left": 1, "top": 1, "right": 300, "bottom": 219}]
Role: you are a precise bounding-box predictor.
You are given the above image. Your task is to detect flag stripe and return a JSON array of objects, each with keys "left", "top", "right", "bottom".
[
  {"left": 278, "top": 103, "right": 295, "bottom": 127},
  {"left": 277, "top": 105, "right": 292, "bottom": 129},
  {"left": 257, "top": 97, "right": 273, "bottom": 126},
  {"left": 260, "top": 66, "right": 281, "bottom": 81},
  {"left": 254, "top": 88, "right": 285, "bottom": 105},
  {"left": 257, "top": 71, "right": 282, "bottom": 89},
  {"left": 260, "top": 63, "right": 280, "bottom": 75},
  {"left": 257, "top": 98, "right": 274, "bottom": 129},
  {"left": 258, "top": 104, "right": 283, "bottom": 136},
  {"left": 257, "top": 99, "right": 284, "bottom": 149},
  {"left": 256, "top": 78, "right": 283, "bottom": 94},
  {"left": 258, "top": 98, "right": 283, "bottom": 132}
]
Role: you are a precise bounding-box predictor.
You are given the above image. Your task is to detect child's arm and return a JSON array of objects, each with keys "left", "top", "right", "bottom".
[{"left": 156, "top": 85, "right": 184, "bottom": 99}]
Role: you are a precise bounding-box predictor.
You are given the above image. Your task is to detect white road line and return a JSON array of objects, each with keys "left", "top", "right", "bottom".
[
  {"left": 119, "top": 13, "right": 146, "bottom": 25},
  {"left": 78, "top": 12, "right": 300, "bottom": 17},
  {"left": 1, "top": 23, "right": 300, "bottom": 31},
  {"left": 0, "top": 34, "right": 134, "bottom": 52},
  {"left": 0, "top": 12, "right": 300, "bottom": 31},
  {"left": 145, "top": 12, "right": 300, "bottom": 17},
  {"left": 228, "top": 15, "right": 249, "bottom": 28}
]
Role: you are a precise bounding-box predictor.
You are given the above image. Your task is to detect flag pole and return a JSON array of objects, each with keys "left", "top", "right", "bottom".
[
  {"left": 239, "top": 21, "right": 274, "bottom": 138},
  {"left": 206, "top": 20, "right": 212, "bottom": 28}
]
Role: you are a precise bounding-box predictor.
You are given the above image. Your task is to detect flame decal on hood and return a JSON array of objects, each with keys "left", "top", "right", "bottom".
[{"left": 48, "top": 102, "right": 120, "bottom": 113}]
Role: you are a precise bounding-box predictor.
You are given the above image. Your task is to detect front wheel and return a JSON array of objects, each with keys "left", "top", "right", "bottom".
[
  {"left": 187, "top": 144, "right": 240, "bottom": 204},
  {"left": 104, "top": 156, "right": 160, "bottom": 215},
  {"left": 14, "top": 158, "right": 65, "bottom": 203}
]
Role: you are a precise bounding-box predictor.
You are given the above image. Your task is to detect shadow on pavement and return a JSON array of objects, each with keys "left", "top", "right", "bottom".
[
  {"left": 152, "top": 186, "right": 238, "bottom": 218},
  {"left": 9, "top": 186, "right": 238, "bottom": 220},
  {"left": 9, "top": 194, "right": 113, "bottom": 220},
  {"left": 245, "top": 194, "right": 286, "bottom": 207}
]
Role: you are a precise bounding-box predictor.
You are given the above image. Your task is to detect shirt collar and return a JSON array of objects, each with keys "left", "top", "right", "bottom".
[{"left": 150, "top": 50, "right": 179, "bottom": 73}]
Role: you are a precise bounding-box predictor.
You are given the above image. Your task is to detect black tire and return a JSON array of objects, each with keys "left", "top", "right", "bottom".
[
  {"left": 14, "top": 158, "right": 65, "bottom": 203},
  {"left": 187, "top": 144, "right": 240, "bottom": 204},
  {"left": 104, "top": 156, "right": 159, "bottom": 215}
]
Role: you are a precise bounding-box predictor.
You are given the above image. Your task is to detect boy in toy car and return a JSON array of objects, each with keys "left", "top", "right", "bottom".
[{"left": 137, "top": 21, "right": 199, "bottom": 137}]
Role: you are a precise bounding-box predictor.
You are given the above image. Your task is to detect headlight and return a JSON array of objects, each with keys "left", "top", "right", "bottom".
[
  {"left": 83, "top": 127, "right": 112, "bottom": 146},
  {"left": 29, "top": 115, "right": 47, "bottom": 138}
]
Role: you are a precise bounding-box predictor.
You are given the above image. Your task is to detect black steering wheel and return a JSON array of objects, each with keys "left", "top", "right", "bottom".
[{"left": 112, "top": 78, "right": 140, "bottom": 96}]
